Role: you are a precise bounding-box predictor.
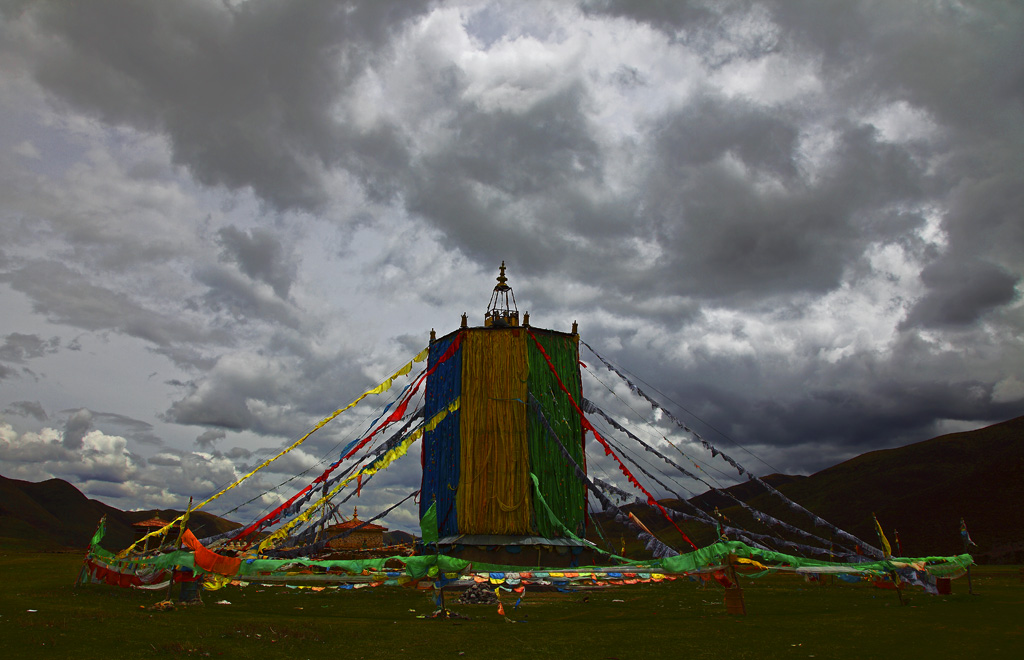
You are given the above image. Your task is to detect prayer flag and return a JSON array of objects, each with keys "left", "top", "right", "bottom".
[
  {"left": 90, "top": 516, "right": 106, "bottom": 548},
  {"left": 873, "top": 513, "right": 892, "bottom": 558},
  {"left": 182, "top": 529, "right": 242, "bottom": 577},
  {"left": 960, "top": 517, "right": 976, "bottom": 547},
  {"left": 420, "top": 501, "right": 439, "bottom": 546}
]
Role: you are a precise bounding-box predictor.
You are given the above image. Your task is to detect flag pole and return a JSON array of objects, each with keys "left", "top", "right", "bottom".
[
  {"left": 75, "top": 514, "right": 106, "bottom": 587},
  {"left": 873, "top": 513, "right": 903, "bottom": 606},
  {"left": 960, "top": 517, "right": 975, "bottom": 595}
]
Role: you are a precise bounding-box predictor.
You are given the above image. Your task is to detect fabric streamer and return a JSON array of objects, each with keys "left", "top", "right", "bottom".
[
  {"left": 257, "top": 399, "right": 460, "bottom": 552},
  {"left": 527, "top": 394, "right": 665, "bottom": 562},
  {"left": 118, "top": 347, "right": 430, "bottom": 558},
  {"left": 581, "top": 341, "right": 881, "bottom": 558}
]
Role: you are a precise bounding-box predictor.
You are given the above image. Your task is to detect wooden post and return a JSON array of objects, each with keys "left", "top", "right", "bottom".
[
  {"left": 724, "top": 553, "right": 746, "bottom": 615},
  {"left": 164, "top": 497, "right": 193, "bottom": 602},
  {"left": 961, "top": 517, "right": 975, "bottom": 595},
  {"left": 964, "top": 541, "right": 974, "bottom": 595},
  {"left": 892, "top": 570, "right": 905, "bottom": 606},
  {"left": 829, "top": 535, "right": 835, "bottom": 587}
]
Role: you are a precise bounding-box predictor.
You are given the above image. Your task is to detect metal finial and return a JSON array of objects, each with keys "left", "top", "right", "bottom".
[{"left": 484, "top": 262, "right": 519, "bottom": 327}]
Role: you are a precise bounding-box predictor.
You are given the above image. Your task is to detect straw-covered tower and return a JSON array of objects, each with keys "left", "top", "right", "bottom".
[{"left": 419, "top": 263, "right": 590, "bottom": 565}]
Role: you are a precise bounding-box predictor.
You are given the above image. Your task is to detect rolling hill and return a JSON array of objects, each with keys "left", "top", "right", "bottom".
[
  {"left": 625, "top": 415, "right": 1024, "bottom": 563},
  {"left": 0, "top": 475, "right": 239, "bottom": 552}
]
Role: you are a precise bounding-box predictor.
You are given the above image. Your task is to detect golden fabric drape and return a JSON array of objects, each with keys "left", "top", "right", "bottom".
[{"left": 457, "top": 329, "right": 532, "bottom": 534}]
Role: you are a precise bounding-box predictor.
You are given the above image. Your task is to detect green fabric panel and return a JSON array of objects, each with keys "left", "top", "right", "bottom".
[
  {"left": 137, "top": 550, "right": 196, "bottom": 571},
  {"left": 239, "top": 557, "right": 384, "bottom": 576},
  {"left": 526, "top": 332, "right": 586, "bottom": 538}
]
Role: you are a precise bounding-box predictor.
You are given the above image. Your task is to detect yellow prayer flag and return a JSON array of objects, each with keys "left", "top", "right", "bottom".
[{"left": 873, "top": 513, "right": 892, "bottom": 558}]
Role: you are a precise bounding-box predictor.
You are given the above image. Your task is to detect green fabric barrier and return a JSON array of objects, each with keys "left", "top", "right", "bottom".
[
  {"left": 90, "top": 539, "right": 972, "bottom": 583},
  {"left": 526, "top": 332, "right": 586, "bottom": 538},
  {"left": 657, "top": 540, "right": 974, "bottom": 578}
]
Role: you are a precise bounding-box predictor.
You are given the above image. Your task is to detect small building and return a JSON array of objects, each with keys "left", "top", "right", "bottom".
[
  {"left": 325, "top": 507, "right": 387, "bottom": 550},
  {"left": 132, "top": 517, "right": 170, "bottom": 538},
  {"left": 132, "top": 516, "right": 171, "bottom": 552}
]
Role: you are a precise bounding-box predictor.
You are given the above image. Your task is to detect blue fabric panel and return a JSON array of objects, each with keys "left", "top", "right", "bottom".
[{"left": 420, "top": 332, "right": 462, "bottom": 536}]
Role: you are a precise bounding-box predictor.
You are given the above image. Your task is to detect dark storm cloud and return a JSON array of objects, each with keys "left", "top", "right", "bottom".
[
  {"left": 644, "top": 117, "right": 925, "bottom": 300},
  {"left": 89, "top": 411, "right": 164, "bottom": 447},
  {"left": 902, "top": 259, "right": 1020, "bottom": 329},
  {"left": 2, "top": 0, "right": 1021, "bottom": 489},
  {"left": 0, "top": 332, "right": 60, "bottom": 362},
  {"left": 193, "top": 264, "right": 302, "bottom": 329},
  {"left": 4, "top": 400, "right": 48, "bottom": 421},
  {"left": 216, "top": 226, "right": 297, "bottom": 299},
  {"left": 582, "top": 326, "right": 1022, "bottom": 476},
  {"left": 9, "top": 0, "right": 433, "bottom": 211},
  {"left": 1, "top": 261, "right": 231, "bottom": 347},
  {"left": 426, "top": 83, "right": 603, "bottom": 199},
  {"left": 56, "top": 408, "right": 163, "bottom": 448},
  {"left": 195, "top": 428, "right": 226, "bottom": 450},
  {"left": 162, "top": 342, "right": 370, "bottom": 440},
  {"left": 164, "top": 378, "right": 256, "bottom": 432},
  {"left": 580, "top": 0, "right": 715, "bottom": 28},
  {"left": 405, "top": 82, "right": 644, "bottom": 290},
  {"left": 583, "top": 0, "right": 1024, "bottom": 288},
  {"left": 62, "top": 407, "right": 92, "bottom": 450}
]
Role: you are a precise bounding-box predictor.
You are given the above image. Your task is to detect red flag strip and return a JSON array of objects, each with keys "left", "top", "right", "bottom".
[{"left": 525, "top": 330, "right": 699, "bottom": 551}]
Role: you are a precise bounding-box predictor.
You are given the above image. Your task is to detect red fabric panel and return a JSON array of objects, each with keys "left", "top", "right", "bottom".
[{"left": 183, "top": 529, "right": 242, "bottom": 576}]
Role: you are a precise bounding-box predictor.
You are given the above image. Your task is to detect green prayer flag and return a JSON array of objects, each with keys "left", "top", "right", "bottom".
[
  {"left": 90, "top": 516, "right": 106, "bottom": 548},
  {"left": 420, "top": 501, "right": 438, "bottom": 546}
]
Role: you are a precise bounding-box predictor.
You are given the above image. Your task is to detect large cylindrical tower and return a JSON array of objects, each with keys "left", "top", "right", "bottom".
[{"left": 419, "top": 265, "right": 590, "bottom": 565}]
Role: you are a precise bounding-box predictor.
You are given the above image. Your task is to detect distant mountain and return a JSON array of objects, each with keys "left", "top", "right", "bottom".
[
  {"left": 5, "top": 416, "right": 1022, "bottom": 562},
  {"left": 0, "top": 475, "right": 240, "bottom": 552},
  {"left": 384, "top": 530, "right": 416, "bottom": 546},
  {"left": 622, "top": 416, "right": 1024, "bottom": 563}
]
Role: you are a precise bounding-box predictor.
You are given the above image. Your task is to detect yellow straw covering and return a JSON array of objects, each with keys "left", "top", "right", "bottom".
[{"left": 457, "top": 330, "right": 532, "bottom": 535}]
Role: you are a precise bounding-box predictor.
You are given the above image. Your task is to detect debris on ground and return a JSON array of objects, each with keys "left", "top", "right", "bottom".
[{"left": 458, "top": 582, "right": 498, "bottom": 604}]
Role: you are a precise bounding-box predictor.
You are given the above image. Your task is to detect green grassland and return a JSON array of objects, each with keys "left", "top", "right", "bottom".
[{"left": 1, "top": 552, "right": 1021, "bottom": 659}]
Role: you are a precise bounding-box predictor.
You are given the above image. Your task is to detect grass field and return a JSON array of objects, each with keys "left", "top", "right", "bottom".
[{"left": 0, "top": 552, "right": 1021, "bottom": 659}]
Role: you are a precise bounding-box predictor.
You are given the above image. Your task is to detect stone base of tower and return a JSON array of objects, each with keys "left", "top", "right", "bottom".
[{"left": 436, "top": 534, "right": 602, "bottom": 568}]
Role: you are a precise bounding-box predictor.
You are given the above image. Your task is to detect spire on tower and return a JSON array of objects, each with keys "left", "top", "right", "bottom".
[{"left": 484, "top": 261, "right": 519, "bottom": 327}]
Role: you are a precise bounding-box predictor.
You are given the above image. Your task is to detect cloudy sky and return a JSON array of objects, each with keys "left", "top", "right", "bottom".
[{"left": 1, "top": 0, "right": 1021, "bottom": 533}]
